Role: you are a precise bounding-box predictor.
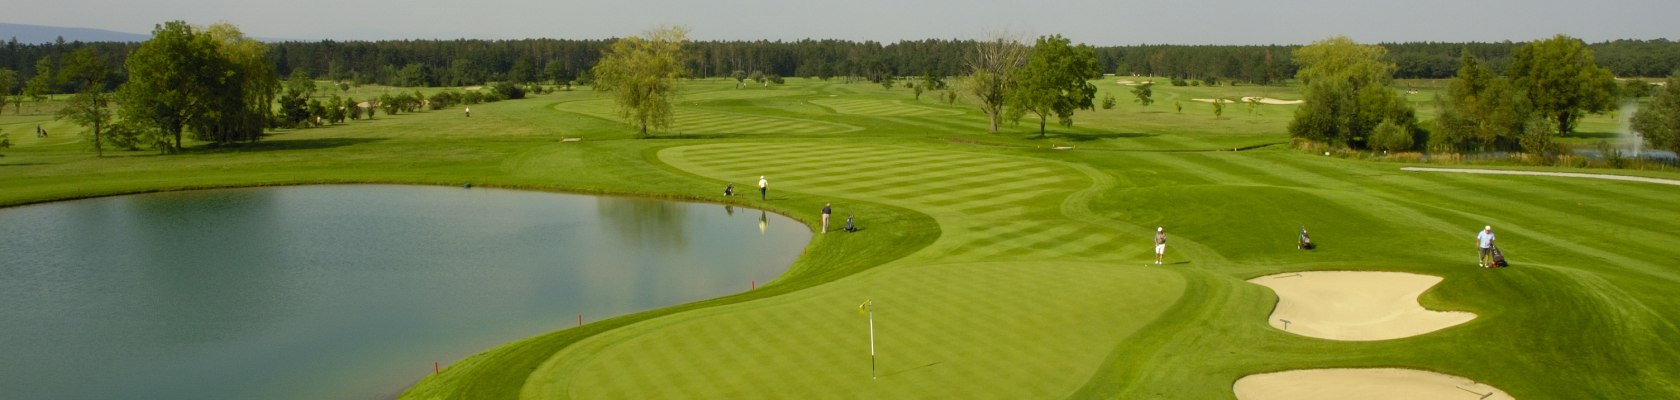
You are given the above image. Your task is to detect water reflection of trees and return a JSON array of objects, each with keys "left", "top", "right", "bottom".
[{"left": 595, "top": 197, "right": 690, "bottom": 250}]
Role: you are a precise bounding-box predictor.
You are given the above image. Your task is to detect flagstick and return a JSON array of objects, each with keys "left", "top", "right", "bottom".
[{"left": 868, "top": 305, "right": 876, "bottom": 380}]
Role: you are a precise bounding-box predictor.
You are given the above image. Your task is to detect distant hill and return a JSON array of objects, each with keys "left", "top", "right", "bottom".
[{"left": 0, "top": 22, "right": 149, "bottom": 44}]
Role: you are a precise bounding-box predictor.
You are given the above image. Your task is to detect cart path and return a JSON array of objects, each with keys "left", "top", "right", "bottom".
[{"left": 1402, "top": 167, "right": 1680, "bottom": 186}]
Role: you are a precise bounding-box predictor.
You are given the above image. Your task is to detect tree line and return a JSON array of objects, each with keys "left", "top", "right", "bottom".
[{"left": 6, "top": 37, "right": 1680, "bottom": 94}]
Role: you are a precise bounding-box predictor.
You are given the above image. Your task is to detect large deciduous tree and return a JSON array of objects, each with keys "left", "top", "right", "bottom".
[
  {"left": 1631, "top": 72, "right": 1680, "bottom": 154},
  {"left": 55, "top": 48, "right": 114, "bottom": 156},
  {"left": 1507, "top": 34, "right": 1617, "bottom": 136},
  {"left": 961, "top": 33, "right": 1028, "bottom": 134},
  {"left": 1287, "top": 36, "right": 1416, "bottom": 149},
  {"left": 1007, "top": 34, "right": 1102, "bottom": 137},
  {"left": 118, "top": 21, "right": 277, "bottom": 152},
  {"left": 592, "top": 26, "right": 690, "bottom": 137}
]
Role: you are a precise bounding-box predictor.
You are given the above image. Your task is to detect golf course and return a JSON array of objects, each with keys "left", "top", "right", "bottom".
[{"left": 3, "top": 77, "right": 1678, "bottom": 399}]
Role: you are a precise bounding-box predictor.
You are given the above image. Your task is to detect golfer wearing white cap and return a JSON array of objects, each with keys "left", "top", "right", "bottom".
[
  {"left": 758, "top": 176, "right": 768, "bottom": 200},
  {"left": 1154, "top": 227, "right": 1167, "bottom": 265},
  {"left": 1477, "top": 225, "right": 1496, "bottom": 268}
]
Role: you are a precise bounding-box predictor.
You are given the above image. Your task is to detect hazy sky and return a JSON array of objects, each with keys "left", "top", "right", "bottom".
[{"left": 10, "top": 0, "right": 1679, "bottom": 44}]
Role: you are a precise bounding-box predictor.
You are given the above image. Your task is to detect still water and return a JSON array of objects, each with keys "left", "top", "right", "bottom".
[{"left": 0, "top": 185, "right": 809, "bottom": 399}]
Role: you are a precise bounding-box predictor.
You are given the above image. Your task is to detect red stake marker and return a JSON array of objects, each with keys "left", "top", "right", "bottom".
[
  {"left": 434, "top": 361, "right": 439, "bottom": 375},
  {"left": 578, "top": 314, "right": 583, "bottom": 326},
  {"left": 751, "top": 280, "right": 756, "bottom": 290}
]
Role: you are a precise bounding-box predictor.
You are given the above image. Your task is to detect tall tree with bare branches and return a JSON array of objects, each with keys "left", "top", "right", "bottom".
[{"left": 961, "top": 32, "right": 1027, "bottom": 133}]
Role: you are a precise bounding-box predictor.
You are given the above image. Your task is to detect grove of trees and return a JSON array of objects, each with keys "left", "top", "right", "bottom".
[{"left": 1287, "top": 36, "right": 1417, "bottom": 149}]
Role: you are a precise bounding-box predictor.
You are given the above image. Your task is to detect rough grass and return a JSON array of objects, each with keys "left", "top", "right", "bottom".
[{"left": 2, "top": 78, "right": 1677, "bottom": 399}]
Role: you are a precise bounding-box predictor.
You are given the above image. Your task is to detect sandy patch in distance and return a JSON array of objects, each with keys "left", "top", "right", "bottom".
[{"left": 1250, "top": 271, "right": 1475, "bottom": 341}]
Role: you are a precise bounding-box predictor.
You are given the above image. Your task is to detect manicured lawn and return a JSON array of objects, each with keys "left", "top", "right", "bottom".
[{"left": 2, "top": 78, "right": 1676, "bottom": 399}]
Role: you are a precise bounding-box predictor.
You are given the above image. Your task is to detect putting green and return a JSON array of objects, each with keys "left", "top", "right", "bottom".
[{"left": 525, "top": 261, "right": 1184, "bottom": 399}]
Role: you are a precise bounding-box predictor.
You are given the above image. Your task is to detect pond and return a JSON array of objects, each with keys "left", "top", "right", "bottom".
[{"left": 0, "top": 185, "right": 810, "bottom": 399}]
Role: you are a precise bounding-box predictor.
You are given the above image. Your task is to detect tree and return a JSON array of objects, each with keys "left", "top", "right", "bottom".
[
  {"left": 592, "top": 26, "right": 690, "bottom": 137},
  {"left": 1631, "top": 72, "right": 1680, "bottom": 154},
  {"left": 732, "top": 70, "right": 747, "bottom": 89},
  {"left": 1101, "top": 92, "right": 1116, "bottom": 109},
  {"left": 1132, "top": 82, "right": 1153, "bottom": 107},
  {"left": 1212, "top": 99, "right": 1225, "bottom": 118},
  {"left": 508, "top": 56, "right": 537, "bottom": 84},
  {"left": 1431, "top": 52, "right": 1534, "bottom": 152},
  {"left": 0, "top": 129, "right": 9, "bottom": 153},
  {"left": 0, "top": 69, "right": 15, "bottom": 115},
  {"left": 278, "top": 69, "right": 315, "bottom": 128},
  {"left": 1622, "top": 79, "right": 1654, "bottom": 99},
  {"left": 1287, "top": 36, "right": 1416, "bottom": 148},
  {"left": 1507, "top": 35, "right": 1617, "bottom": 135},
  {"left": 1006, "top": 34, "right": 1102, "bottom": 137},
  {"left": 118, "top": 22, "right": 276, "bottom": 152},
  {"left": 117, "top": 21, "right": 217, "bottom": 152},
  {"left": 879, "top": 74, "right": 894, "bottom": 90},
  {"left": 961, "top": 33, "right": 1028, "bottom": 133},
  {"left": 55, "top": 48, "right": 114, "bottom": 156},
  {"left": 24, "top": 57, "right": 54, "bottom": 107}
]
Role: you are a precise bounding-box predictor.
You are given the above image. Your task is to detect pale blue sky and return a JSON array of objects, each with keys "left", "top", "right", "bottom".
[{"left": 9, "top": 0, "right": 1678, "bottom": 44}]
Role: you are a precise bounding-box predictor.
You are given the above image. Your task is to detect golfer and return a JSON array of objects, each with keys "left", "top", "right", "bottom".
[
  {"left": 758, "top": 176, "right": 768, "bottom": 200},
  {"left": 821, "top": 203, "right": 832, "bottom": 233},
  {"left": 1154, "top": 227, "right": 1167, "bottom": 265},
  {"left": 1477, "top": 225, "right": 1496, "bottom": 268}
]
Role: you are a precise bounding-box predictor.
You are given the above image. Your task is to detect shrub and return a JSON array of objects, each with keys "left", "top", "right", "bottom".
[
  {"left": 1170, "top": 77, "right": 1188, "bottom": 87},
  {"left": 492, "top": 83, "right": 526, "bottom": 100},
  {"left": 1369, "top": 119, "right": 1414, "bottom": 152},
  {"left": 1101, "top": 93, "right": 1116, "bottom": 109}
]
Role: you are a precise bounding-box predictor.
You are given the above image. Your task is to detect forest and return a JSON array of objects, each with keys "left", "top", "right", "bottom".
[{"left": 3, "top": 36, "right": 1678, "bottom": 92}]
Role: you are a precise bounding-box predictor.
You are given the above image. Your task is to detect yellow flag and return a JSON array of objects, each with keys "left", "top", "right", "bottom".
[{"left": 858, "top": 300, "right": 871, "bottom": 316}]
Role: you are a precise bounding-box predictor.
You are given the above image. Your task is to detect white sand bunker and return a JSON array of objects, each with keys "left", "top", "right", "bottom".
[
  {"left": 1240, "top": 96, "right": 1305, "bottom": 105},
  {"left": 1235, "top": 368, "right": 1512, "bottom": 400},
  {"left": 1251, "top": 271, "right": 1475, "bottom": 341},
  {"left": 1192, "top": 97, "right": 1304, "bottom": 105}
]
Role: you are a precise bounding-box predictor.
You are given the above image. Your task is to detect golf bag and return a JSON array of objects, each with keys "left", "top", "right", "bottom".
[
  {"left": 1298, "top": 227, "right": 1315, "bottom": 250},
  {"left": 843, "top": 215, "right": 858, "bottom": 232},
  {"left": 1490, "top": 244, "right": 1508, "bottom": 267}
]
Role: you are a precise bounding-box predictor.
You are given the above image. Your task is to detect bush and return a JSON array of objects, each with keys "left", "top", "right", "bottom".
[
  {"left": 1369, "top": 119, "right": 1414, "bottom": 152},
  {"left": 1204, "top": 76, "right": 1220, "bottom": 86},
  {"left": 1101, "top": 93, "right": 1116, "bottom": 109},
  {"left": 492, "top": 83, "right": 526, "bottom": 100},
  {"left": 1170, "top": 77, "right": 1188, "bottom": 87},
  {"left": 1519, "top": 117, "right": 1559, "bottom": 164}
]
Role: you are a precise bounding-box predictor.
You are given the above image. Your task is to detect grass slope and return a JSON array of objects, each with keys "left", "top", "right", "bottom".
[{"left": 1, "top": 78, "right": 1676, "bottom": 399}]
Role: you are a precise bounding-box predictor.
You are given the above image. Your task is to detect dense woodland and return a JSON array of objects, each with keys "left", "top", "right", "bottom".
[{"left": 4, "top": 37, "right": 1679, "bottom": 92}]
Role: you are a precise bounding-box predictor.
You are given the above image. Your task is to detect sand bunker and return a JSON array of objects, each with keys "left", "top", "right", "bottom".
[
  {"left": 1235, "top": 368, "right": 1512, "bottom": 400},
  {"left": 1117, "top": 80, "right": 1148, "bottom": 86},
  {"left": 1240, "top": 96, "right": 1305, "bottom": 105},
  {"left": 1192, "top": 97, "right": 1304, "bottom": 105},
  {"left": 1250, "top": 271, "right": 1475, "bottom": 341}
]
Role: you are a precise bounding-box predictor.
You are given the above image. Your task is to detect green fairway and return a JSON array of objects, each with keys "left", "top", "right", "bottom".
[{"left": 3, "top": 77, "right": 1677, "bottom": 399}]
